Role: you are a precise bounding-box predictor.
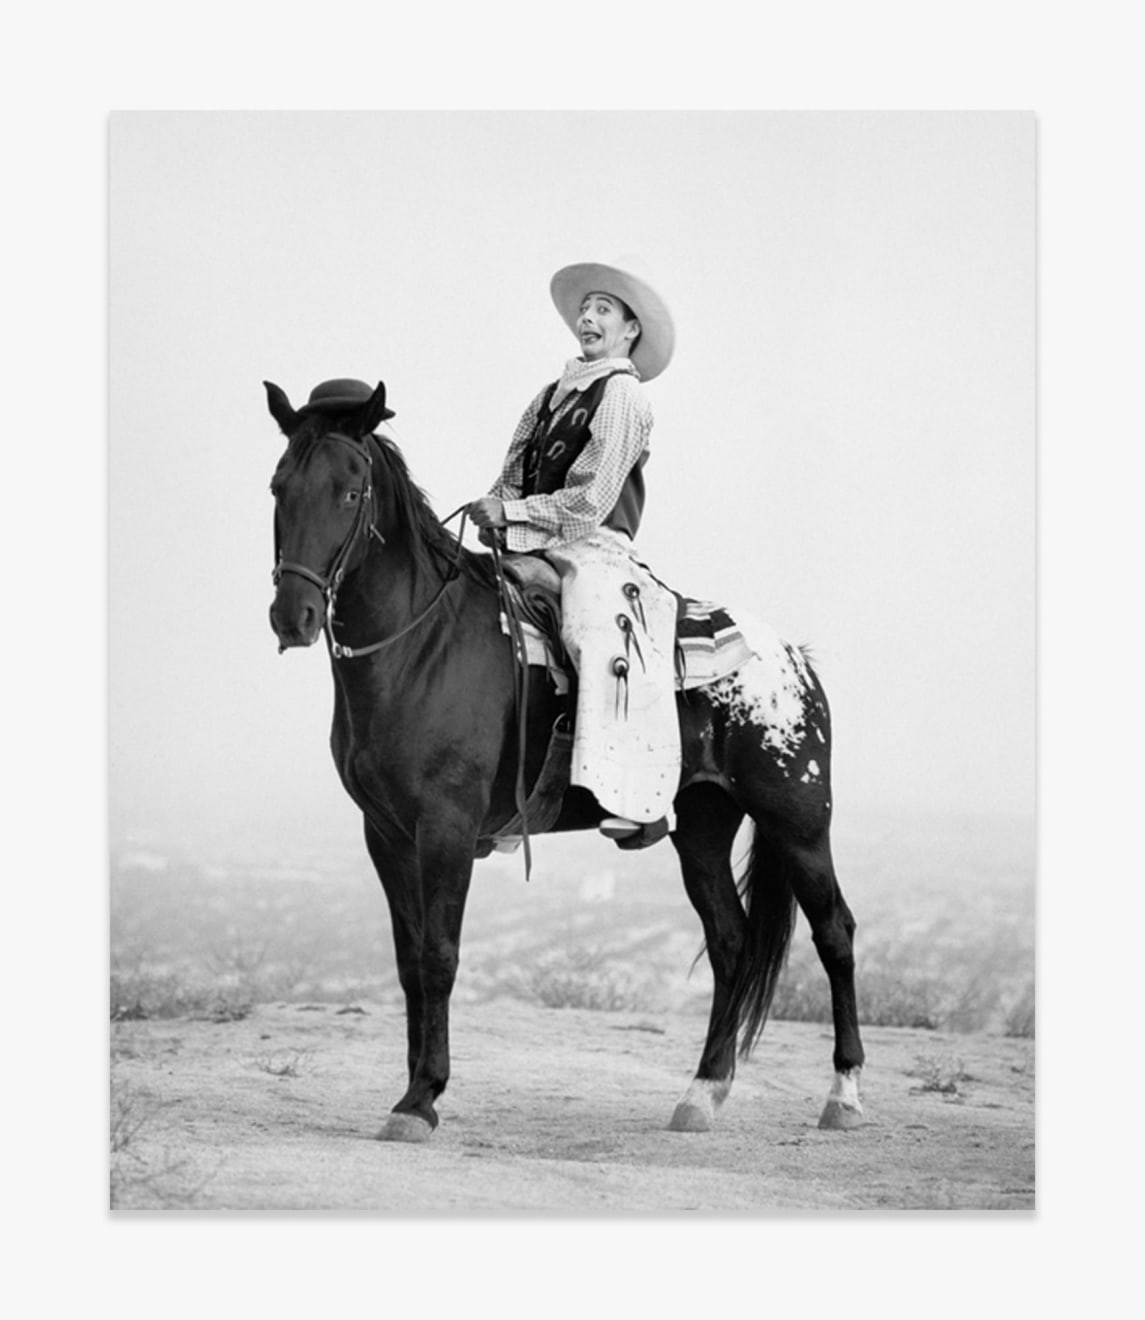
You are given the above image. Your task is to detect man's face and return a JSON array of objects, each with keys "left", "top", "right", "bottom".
[{"left": 576, "top": 292, "right": 639, "bottom": 362}]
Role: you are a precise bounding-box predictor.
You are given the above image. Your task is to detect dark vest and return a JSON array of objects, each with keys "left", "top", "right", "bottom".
[{"left": 522, "top": 370, "right": 647, "bottom": 540}]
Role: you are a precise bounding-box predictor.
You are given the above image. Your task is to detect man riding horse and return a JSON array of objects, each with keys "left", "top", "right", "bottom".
[
  {"left": 263, "top": 264, "right": 865, "bottom": 1140},
  {"left": 469, "top": 260, "right": 679, "bottom": 850}
]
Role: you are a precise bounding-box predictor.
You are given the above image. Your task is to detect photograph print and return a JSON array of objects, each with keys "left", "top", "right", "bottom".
[{"left": 109, "top": 111, "right": 1034, "bottom": 1212}]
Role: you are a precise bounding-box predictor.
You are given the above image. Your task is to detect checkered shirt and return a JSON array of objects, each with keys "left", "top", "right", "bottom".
[{"left": 488, "top": 357, "right": 653, "bottom": 552}]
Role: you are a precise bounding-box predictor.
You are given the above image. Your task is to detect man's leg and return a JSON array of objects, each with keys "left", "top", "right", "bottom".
[{"left": 545, "top": 531, "right": 680, "bottom": 841}]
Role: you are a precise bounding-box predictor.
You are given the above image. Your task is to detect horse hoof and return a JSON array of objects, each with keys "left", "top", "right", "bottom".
[
  {"left": 818, "top": 1098, "right": 864, "bottom": 1130},
  {"left": 669, "top": 1101, "right": 713, "bottom": 1133},
  {"left": 668, "top": 1079, "right": 728, "bottom": 1132},
  {"left": 375, "top": 1112, "right": 434, "bottom": 1143}
]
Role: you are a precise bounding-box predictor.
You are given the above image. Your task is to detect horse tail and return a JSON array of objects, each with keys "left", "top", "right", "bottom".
[{"left": 728, "top": 824, "right": 798, "bottom": 1059}]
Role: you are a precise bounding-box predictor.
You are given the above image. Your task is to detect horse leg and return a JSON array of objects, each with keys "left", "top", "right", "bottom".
[
  {"left": 375, "top": 813, "right": 474, "bottom": 1142},
  {"left": 668, "top": 784, "right": 748, "bottom": 1132},
  {"left": 779, "top": 832, "right": 866, "bottom": 1129},
  {"left": 361, "top": 820, "right": 435, "bottom": 1142}
]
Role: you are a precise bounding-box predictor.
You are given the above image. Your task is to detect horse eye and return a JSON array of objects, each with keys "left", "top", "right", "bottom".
[{"left": 345, "top": 490, "right": 360, "bottom": 504}]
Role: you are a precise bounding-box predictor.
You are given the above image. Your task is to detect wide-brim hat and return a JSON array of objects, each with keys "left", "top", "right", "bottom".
[
  {"left": 550, "top": 260, "right": 675, "bottom": 382},
  {"left": 299, "top": 378, "right": 395, "bottom": 420}
]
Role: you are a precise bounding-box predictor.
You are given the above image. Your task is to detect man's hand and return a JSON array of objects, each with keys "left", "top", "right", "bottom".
[
  {"left": 477, "top": 525, "right": 505, "bottom": 548},
  {"left": 469, "top": 497, "right": 507, "bottom": 529}
]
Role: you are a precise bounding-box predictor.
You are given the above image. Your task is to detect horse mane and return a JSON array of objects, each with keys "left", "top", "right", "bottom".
[{"left": 367, "top": 431, "right": 496, "bottom": 587}]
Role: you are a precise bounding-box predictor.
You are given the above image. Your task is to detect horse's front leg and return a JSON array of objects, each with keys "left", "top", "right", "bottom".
[
  {"left": 362, "top": 820, "right": 430, "bottom": 1132},
  {"left": 376, "top": 810, "right": 476, "bottom": 1143}
]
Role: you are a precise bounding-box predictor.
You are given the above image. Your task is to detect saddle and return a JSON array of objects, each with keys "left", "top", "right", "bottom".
[
  {"left": 473, "top": 553, "right": 762, "bottom": 870},
  {"left": 498, "top": 553, "right": 758, "bottom": 695},
  {"left": 499, "top": 553, "right": 568, "bottom": 678}
]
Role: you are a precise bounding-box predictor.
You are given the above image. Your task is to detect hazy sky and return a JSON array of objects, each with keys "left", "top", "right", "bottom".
[{"left": 109, "top": 112, "right": 1033, "bottom": 846}]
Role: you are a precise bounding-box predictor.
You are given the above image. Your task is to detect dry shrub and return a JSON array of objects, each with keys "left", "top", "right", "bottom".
[
  {"left": 250, "top": 1049, "right": 311, "bottom": 1077},
  {"left": 110, "top": 969, "right": 253, "bottom": 1023},
  {"left": 768, "top": 929, "right": 1029, "bottom": 1034},
  {"left": 908, "top": 1051, "right": 974, "bottom": 1095},
  {"left": 109, "top": 1073, "right": 221, "bottom": 1209},
  {"left": 527, "top": 947, "right": 658, "bottom": 1012},
  {"left": 1004, "top": 981, "right": 1035, "bottom": 1038}
]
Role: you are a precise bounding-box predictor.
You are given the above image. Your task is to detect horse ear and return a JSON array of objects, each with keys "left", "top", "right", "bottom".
[
  {"left": 357, "top": 381, "right": 393, "bottom": 436},
  {"left": 264, "top": 381, "right": 299, "bottom": 435}
]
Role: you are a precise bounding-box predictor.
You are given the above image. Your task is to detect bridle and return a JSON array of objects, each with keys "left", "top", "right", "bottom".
[{"left": 273, "top": 430, "right": 468, "bottom": 659}]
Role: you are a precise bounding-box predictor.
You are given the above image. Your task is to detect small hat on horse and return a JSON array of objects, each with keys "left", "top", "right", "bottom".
[
  {"left": 300, "top": 378, "right": 396, "bottom": 420},
  {"left": 550, "top": 259, "right": 675, "bottom": 382}
]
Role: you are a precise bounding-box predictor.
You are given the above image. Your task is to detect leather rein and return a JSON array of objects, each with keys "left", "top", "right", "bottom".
[{"left": 273, "top": 430, "right": 468, "bottom": 659}]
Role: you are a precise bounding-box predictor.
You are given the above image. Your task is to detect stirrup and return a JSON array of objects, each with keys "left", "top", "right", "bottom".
[
  {"left": 599, "top": 817, "right": 641, "bottom": 840},
  {"left": 600, "top": 816, "right": 670, "bottom": 849}
]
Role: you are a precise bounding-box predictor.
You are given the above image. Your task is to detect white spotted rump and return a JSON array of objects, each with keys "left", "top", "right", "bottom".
[{"left": 706, "top": 621, "right": 816, "bottom": 770}]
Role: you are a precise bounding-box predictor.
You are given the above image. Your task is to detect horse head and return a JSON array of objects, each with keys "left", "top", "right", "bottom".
[{"left": 265, "top": 379, "right": 393, "bottom": 650}]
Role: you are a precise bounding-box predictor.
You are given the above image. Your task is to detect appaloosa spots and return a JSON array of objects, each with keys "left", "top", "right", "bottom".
[{"left": 706, "top": 631, "right": 813, "bottom": 766}]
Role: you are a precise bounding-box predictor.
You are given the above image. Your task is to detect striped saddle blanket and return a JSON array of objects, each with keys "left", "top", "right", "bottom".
[
  {"left": 504, "top": 577, "right": 759, "bottom": 692},
  {"left": 673, "top": 597, "right": 759, "bottom": 690}
]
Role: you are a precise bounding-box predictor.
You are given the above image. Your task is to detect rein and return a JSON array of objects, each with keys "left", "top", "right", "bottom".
[
  {"left": 489, "top": 535, "right": 535, "bottom": 878},
  {"left": 273, "top": 430, "right": 469, "bottom": 659}
]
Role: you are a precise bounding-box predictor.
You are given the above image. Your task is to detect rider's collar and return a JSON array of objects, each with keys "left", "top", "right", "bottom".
[{"left": 552, "top": 356, "right": 639, "bottom": 408}]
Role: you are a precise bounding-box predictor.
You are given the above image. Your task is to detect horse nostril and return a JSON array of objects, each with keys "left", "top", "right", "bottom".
[{"left": 269, "top": 595, "right": 322, "bottom": 647}]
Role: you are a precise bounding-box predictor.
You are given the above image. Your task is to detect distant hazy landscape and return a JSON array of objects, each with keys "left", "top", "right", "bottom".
[
  {"left": 111, "top": 809, "right": 1034, "bottom": 1038},
  {"left": 109, "top": 807, "right": 1035, "bottom": 1210}
]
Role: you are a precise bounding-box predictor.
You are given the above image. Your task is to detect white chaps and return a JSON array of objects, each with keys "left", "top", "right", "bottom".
[{"left": 542, "top": 528, "right": 680, "bottom": 824}]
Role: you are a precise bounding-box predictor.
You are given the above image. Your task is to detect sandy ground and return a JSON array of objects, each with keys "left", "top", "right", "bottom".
[{"left": 110, "top": 999, "right": 1034, "bottom": 1212}]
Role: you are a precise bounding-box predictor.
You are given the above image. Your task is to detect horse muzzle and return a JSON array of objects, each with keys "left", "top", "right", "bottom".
[{"left": 269, "top": 582, "right": 325, "bottom": 651}]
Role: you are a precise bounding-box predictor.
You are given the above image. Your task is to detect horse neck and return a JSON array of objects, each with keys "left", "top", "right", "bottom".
[
  {"left": 332, "top": 449, "right": 462, "bottom": 645},
  {"left": 334, "top": 525, "right": 439, "bottom": 639}
]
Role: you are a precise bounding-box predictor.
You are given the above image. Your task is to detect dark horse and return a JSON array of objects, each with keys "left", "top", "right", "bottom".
[{"left": 265, "top": 379, "right": 864, "bottom": 1142}]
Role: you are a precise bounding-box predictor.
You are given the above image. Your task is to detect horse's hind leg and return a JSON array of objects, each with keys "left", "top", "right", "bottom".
[
  {"left": 780, "top": 830, "right": 865, "bottom": 1128},
  {"left": 668, "top": 784, "right": 748, "bottom": 1132}
]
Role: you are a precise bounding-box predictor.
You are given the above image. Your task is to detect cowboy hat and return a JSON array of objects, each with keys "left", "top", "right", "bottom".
[
  {"left": 550, "top": 259, "right": 675, "bottom": 382},
  {"left": 299, "top": 378, "right": 396, "bottom": 420}
]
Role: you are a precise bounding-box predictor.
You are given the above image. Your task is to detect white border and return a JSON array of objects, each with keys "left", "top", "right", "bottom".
[{"left": 10, "top": 2, "right": 1143, "bottom": 1315}]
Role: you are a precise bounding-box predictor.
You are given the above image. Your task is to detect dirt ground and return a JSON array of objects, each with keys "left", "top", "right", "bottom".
[{"left": 110, "top": 998, "right": 1034, "bottom": 1212}]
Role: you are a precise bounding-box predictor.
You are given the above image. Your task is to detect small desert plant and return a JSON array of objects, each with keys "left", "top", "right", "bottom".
[
  {"left": 908, "top": 1052, "right": 973, "bottom": 1095},
  {"left": 110, "top": 1146, "right": 220, "bottom": 1210},
  {"left": 203, "top": 934, "right": 270, "bottom": 980},
  {"left": 769, "top": 966, "right": 833, "bottom": 1024},
  {"left": 110, "top": 969, "right": 253, "bottom": 1023},
  {"left": 110, "top": 1070, "right": 223, "bottom": 1209},
  {"left": 859, "top": 971, "right": 943, "bottom": 1030},
  {"left": 250, "top": 1049, "right": 310, "bottom": 1077},
  {"left": 1004, "top": 982, "right": 1035, "bottom": 1038},
  {"left": 527, "top": 947, "right": 657, "bottom": 1012},
  {"left": 111, "top": 969, "right": 209, "bottom": 1021},
  {"left": 770, "top": 947, "right": 943, "bottom": 1030},
  {"left": 110, "top": 1081, "right": 155, "bottom": 1154},
  {"left": 203, "top": 989, "right": 254, "bottom": 1022},
  {"left": 768, "top": 931, "right": 1030, "bottom": 1034}
]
